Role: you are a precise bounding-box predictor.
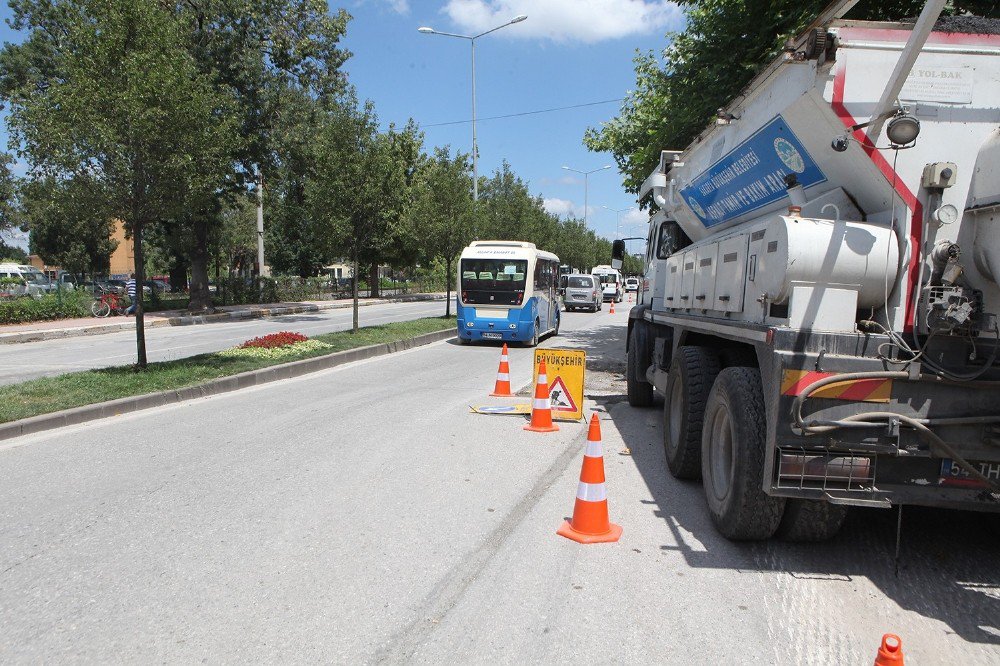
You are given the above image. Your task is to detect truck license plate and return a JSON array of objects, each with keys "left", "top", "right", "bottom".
[
  {"left": 940, "top": 459, "right": 1000, "bottom": 487},
  {"left": 481, "top": 332, "right": 502, "bottom": 340}
]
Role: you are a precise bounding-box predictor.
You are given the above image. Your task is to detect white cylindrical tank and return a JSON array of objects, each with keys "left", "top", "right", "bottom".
[{"left": 756, "top": 215, "right": 899, "bottom": 306}]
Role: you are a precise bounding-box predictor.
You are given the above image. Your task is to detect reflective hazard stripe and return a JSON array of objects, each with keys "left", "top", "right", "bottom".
[
  {"left": 496, "top": 373, "right": 510, "bottom": 381},
  {"left": 576, "top": 481, "right": 607, "bottom": 502},
  {"left": 533, "top": 397, "right": 550, "bottom": 409},
  {"left": 780, "top": 369, "right": 892, "bottom": 403},
  {"left": 538, "top": 373, "right": 547, "bottom": 384},
  {"left": 585, "top": 439, "right": 604, "bottom": 458}
]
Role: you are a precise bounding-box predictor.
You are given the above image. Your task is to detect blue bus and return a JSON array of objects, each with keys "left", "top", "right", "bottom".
[{"left": 456, "top": 241, "right": 561, "bottom": 346}]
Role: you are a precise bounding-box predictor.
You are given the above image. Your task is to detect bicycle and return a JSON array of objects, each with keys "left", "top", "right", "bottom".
[{"left": 91, "top": 289, "right": 129, "bottom": 317}]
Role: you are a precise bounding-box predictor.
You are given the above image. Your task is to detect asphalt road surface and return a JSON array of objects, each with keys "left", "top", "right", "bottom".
[
  {"left": 0, "top": 299, "right": 446, "bottom": 386},
  {"left": 1, "top": 307, "right": 998, "bottom": 663}
]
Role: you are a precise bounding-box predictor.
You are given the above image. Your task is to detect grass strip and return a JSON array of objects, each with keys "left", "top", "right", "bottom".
[{"left": 0, "top": 316, "right": 455, "bottom": 424}]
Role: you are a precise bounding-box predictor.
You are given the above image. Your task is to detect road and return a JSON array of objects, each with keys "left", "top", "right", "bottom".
[
  {"left": 0, "top": 299, "right": 446, "bottom": 385},
  {"left": 1, "top": 307, "right": 998, "bottom": 663}
]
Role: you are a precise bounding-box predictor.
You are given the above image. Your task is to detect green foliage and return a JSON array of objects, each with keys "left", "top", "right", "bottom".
[
  {"left": 20, "top": 173, "right": 117, "bottom": 275},
  {"left": 585, "top": 0, "right": 995, "bottom": 194},
  {"left": 0, "top": 241, "right": 29, "bottom": 263},
  {"left": 0, "top": 289, "right": 90, "bottom": 324}
]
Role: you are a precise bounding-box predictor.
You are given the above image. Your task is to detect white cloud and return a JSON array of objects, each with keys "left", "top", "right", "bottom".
[
  {"left": 622, "top": 207, "right": 648, "bottom": 227},
  {"left": 442, "top": 0, "right": 684, "bottom": 43},
  {"left": 387, "top": 0, "right": 410, "bottom": 13},
  {"left": 543, "top": 197, "right": 589, "bottom": 219},
  {"left": 1, "top": 227, "right": 29, "bottom": 252}
]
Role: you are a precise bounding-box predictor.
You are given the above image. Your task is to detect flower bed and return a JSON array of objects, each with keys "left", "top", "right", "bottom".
[{"left": 217, "top": 331, "right": 331, "bottom": 360}]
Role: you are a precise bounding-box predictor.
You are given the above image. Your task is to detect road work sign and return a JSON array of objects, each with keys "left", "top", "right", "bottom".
[{"left": 533, "top": 349, "right": 585, "bottom": 421}]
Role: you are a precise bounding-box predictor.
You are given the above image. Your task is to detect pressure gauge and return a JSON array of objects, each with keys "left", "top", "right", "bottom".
[{"left": 932, "top": 204, "right": 959, "bottom": 226}]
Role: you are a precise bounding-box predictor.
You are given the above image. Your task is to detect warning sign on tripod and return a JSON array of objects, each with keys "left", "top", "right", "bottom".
[{"left": 532, "top": 349, "right": 585, "bottom": 421}]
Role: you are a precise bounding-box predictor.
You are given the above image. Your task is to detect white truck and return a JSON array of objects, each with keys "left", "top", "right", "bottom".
[{"left": 616, "top": 2, "right": 1000, "bottom": 541}]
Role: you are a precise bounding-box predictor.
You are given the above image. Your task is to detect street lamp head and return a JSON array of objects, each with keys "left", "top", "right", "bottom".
[
  {"left": 511, "top": 15, "right": 528, "bottom": 23},
  {"left": 417, "top": 26, "right": 435, "bottom": 34},
  {"left": 601, "top": 165, "right": 612, "bottom": 170}
]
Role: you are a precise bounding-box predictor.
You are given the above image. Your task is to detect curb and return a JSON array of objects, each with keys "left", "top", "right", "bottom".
[
  {"left": 0, "top": 327, "right": 456, "bottom": 441},
  {"left": 0, "top": 293, "right": 447, "bottom": 344}
]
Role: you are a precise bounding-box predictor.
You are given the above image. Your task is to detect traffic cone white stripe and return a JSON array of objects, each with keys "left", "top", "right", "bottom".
[
  {"left": 538, "top": 372, "right": 547, "bottom": 384},
  {"left": 585, "top": 439, "right": 604, "bottom": 458},
  {"left": 496, "top": 373, "right": 510, "bottom": 381},
  {"left": 576, "top": 481, "right": 608, "bottom": 502},
  {"left": 533, "top": 397, "right": 550, "bottom": 409}
]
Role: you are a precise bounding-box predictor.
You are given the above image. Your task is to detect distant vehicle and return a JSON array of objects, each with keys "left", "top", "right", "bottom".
[
  {"left": 457, "top": 240, "right": 561, "bottom": 346},
  {"left": 592, "top": 265, "right": 623, "bottom": 302},
  {"left": 0, "top": 264, "right": 50, "bottom": 298},
  {"left": 625, "top": 277, "right": 639, "bottom": 292},
  {"left": 563, "top": 274, "right": 601, "bottom": 312}
]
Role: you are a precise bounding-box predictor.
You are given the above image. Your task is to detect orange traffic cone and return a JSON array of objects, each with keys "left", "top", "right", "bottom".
[
  {"left": 628, "top": 291, "right": 632, "bottom": 303},
  {"left": 490, "top": 344, "right": 514, "bottom": 397},
  {"left": 557, "top": 414, "right": 622, "bottom": 543},
  {"left": 873, "top": 634, "right": 904, "bottom": 666},
  {"left": 524, "top": 358, "right": 559, "bottom": 433},
  {"left": 609, "top": 299, "right": 616, "bottom": 314}
]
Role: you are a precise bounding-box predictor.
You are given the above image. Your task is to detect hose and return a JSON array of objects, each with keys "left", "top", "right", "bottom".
[{"left": 792, "top": 371, "right": 1000, "bottom": 493}]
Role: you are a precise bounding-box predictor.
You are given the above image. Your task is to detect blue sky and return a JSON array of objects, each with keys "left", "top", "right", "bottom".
[{"left": 0, "top": 0, "right": 686, "bottom": 251}]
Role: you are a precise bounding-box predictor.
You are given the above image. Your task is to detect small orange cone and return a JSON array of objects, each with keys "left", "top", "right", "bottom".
[
  {"left": 628, "top": 291, "right": 632, "bottom": 303},
  {"left": 609, "top": 299, "right": 616, "bottom": 314},
  {"left": 524, "top": 358, "right": 559, "bottom": 433},
  {"left": 873, "top": 634, "right": 904, "bottom": 666},
  {"left": 490, "top": 343, "right": 514, "bottom": 397},
  {"left": 557, "top": 414, "right": 622, "bottom": 544}
]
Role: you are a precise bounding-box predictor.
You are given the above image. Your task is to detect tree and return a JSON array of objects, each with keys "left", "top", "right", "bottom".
[
  {"left": 19, "top": 174, "right": 117, "bottom": 276},
  {"left": 308, "top": 100, "right": 411, "bottom": 332},
  {"left": 6, "top": 0, "right": 236, "bottom": 367},
  {"left": 173, "top": 0, "right": 352, "bottom": 308},
  {"left": 412, "top": 147, "right": 474, "bottom": 316},
  {"left": 584, "top": 0, "right": 996, "bottom": 195}
]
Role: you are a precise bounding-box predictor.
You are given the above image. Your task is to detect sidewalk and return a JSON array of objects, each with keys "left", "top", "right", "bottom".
[{"left": 0, "top": 293, "right": 447, "bottom": 344}]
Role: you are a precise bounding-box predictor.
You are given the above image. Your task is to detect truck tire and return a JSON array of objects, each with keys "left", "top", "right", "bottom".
[
  {"left": 701, "top": 367, "right": 785, "bottom": 540},
  {"left": 663, "top": 346, "right": 720, "bottom": 479},
  {"left": 775, "top": 499, "right": 847, "bottom": 542},
  {"left": 627, "top": 324, "right": 654, "bottom": 407}
]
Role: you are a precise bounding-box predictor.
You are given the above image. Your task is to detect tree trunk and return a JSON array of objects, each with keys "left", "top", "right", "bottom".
[
  {"left": 352, "top": 255, "right": 359, "bottom": 333},
  {"left": 445, "top": 258, "right": 452, "bottom": 318},
  {"left": 188, "top": 215, "right": 212, "bottom": 311},
  {"left": 133, "top": 218, "right": 148, "bottom": 369},
  {"left": 168, "top": 254, "right": 188, "bottom": 294},
  {"left": 369, "top": 261, "right": 380, "bottom": 298}
]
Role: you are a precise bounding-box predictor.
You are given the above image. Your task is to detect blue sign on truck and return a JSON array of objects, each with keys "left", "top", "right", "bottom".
[{"left": 680, "top": 115, "right": 827, "bottom": 228}]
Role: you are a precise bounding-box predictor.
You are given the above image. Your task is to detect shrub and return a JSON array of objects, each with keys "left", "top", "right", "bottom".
[
  {"left": 0, "top": 290, "right": 92, "bottom": 324},
  {"left": 238, "top": 331, "right": 309, "bottom": 349}
]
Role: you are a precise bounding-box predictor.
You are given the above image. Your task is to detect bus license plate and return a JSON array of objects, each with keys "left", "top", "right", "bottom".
[
  {"left": 940, "top": 459, "right": 1000, "bottom": 487},
  {"left": 481, "top": 332, "right": 503, "bottom": 340}
]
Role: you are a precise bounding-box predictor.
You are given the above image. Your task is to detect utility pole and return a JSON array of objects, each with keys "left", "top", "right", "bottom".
[{"left": 256, "top": 169, "right": 265, "bottom": 277}]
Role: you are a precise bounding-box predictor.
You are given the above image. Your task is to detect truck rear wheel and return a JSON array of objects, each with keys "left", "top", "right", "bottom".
[
  {"left": 663, "top": 346, "right": 720, "bottom": 479},
  {"left": 701, "top": 367, "right": 785, "bottom": 540},
  {"left": 775, "top": 499, "right": 847, "bottom": 542},
  {"left": 627, "top": 324, "right": 654, "bottom": 407}
]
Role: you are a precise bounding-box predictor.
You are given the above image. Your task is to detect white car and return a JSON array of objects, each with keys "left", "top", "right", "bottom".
[{"left": 625, "top": 277, "right": 639, "bottom": 292}]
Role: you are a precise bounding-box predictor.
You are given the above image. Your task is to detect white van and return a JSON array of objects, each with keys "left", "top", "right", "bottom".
[
  {"left": 0, "top": 264, "right": 51, "bottom": 298},
  {"left": 591, "top": 265, "right": 623, "bottom": 303}
]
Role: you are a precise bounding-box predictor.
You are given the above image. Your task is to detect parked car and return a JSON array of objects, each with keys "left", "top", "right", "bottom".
[
  {"left": 625, "top": 277, "right": 639, "bottom": 292},
  {"left": 562, "top": 274, "right": 602, "bottom": 312}
]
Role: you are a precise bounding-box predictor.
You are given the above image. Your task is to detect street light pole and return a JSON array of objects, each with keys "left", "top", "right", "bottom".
[
  {"left": 418, "top": 15, "right": 527, "bottom": 202},
  {"left": 602, "top": 205, "right": 637, "bottom": 239},
  {"left": 562, "top": 165, "right": 611, "bottom": 225}
]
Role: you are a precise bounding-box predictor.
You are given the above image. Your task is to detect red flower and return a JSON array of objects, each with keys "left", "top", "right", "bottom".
[{"left": 239, "top": 331, "right": 309, "bottom": 349}]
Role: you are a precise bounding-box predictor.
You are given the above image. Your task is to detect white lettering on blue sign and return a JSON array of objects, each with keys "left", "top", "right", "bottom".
[{"left": 681, "top": 116, "right": 827, "bottom": 228}]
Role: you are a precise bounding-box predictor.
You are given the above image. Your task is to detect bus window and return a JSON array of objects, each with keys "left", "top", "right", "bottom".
[{"left": 460, "top": 258, "right": 528, "bottom": 305}]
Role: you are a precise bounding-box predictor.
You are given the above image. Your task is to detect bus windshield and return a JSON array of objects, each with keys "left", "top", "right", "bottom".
[{"left": 461, "top": 259, "right": 527, "bottom": 305}]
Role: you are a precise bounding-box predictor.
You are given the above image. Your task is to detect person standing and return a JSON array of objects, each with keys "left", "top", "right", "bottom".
[{"left": 125, "top": 273, "right": 137, "bottom": 315}]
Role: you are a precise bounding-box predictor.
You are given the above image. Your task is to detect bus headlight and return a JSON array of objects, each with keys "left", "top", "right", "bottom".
[
  {"left": 466, "top": 321, "right": 474, "bottom": 328},
  {"left": 509, "top": 324, "right": 517, "bottom": 329}
]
